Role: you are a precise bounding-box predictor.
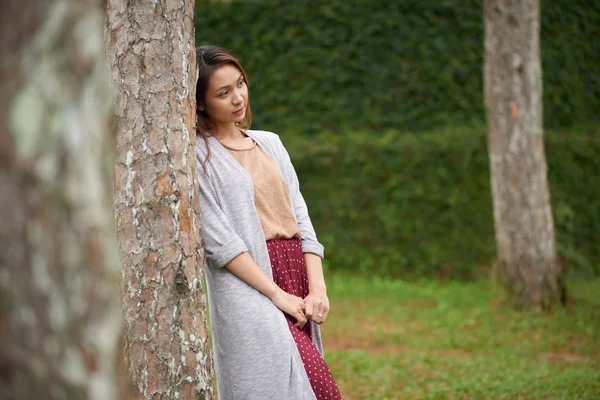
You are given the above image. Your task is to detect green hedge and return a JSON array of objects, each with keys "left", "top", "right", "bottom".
[
  {"left": 195, "top": 0, "right": 600, "bottom": 135},
  {"left": 282, "top": 126, "right": 599, "bottom": 279}
]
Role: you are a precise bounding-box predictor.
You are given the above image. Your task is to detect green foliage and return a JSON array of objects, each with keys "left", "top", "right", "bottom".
[
  {"left": 324, "top": 273, "right": 600, "bottom": 399},
  {"left": 195, "top": 0, "right": 600, "bottom": 134},
  {"left": 283, "top": 125, "right": 600, "bottom": 279},
  {"left": 194, "top": 1, "right": 599, "bottom": 277},
  {"left": 547, "top": 129, "right": 600, "bottom": 277}
]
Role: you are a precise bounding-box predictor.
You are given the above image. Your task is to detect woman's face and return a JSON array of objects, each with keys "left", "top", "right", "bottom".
[{"left": 203, "top": 64, "right": 248, "bottom": 127}]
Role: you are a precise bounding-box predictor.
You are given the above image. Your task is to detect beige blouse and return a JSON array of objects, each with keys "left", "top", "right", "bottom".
[{"left": 222, "top": 139, "right": 301, "bottom": 240}]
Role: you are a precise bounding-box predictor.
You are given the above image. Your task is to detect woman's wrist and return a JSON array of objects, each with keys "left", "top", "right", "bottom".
[
  {"left": 308, "top": 282, "right": 327, "bottom": 294},
  {"left": 266, "top": 283, "right": 284, "bottom": 301},
  {"left": 304, "top": 253, "right": 327, "bottom": 294},
  {"left": 225, "top": 253, "right": 285, "bottom": 301}
]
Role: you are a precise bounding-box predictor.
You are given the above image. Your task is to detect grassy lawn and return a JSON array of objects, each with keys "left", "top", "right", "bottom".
[{"left": 321, "top": 273, "right": 600, "bottom": 399}]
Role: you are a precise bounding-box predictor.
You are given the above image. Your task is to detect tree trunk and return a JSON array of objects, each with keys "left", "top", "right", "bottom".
[
  {"left": 484, "top": 0, "right": 563, "bottom": 309},
  {"left": 0, "top": 0, "right": 124, "bottom": 398},
  {"left": 105, "top": 0, "right": 214, "bottom": 398}
]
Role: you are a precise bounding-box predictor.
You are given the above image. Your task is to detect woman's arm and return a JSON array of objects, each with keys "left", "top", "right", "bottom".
[
  {"left": 196, "top": 153, "right": 249, "bottom": 268},
  {"left": 195, "top": 150, "right": 307, "bottom": 327},
  {"left": 272, "top": 135, "right": 331, "bottom": 324},
  {"left": 303, "top": 253, "right": 330, "bottom": 324},
  {"left": 225, "top": 252, "right": 308, "bottom": 328}
]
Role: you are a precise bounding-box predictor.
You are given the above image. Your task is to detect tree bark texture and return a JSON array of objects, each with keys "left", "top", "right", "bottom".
[
  {"left": 484, "top": 0, "right": 563, "bottom": 308},
  {"left": 105, "top": 0, "right": 214, "bottom": 398},
  {"left": 0, "top": 0, "right": 123, "bottom": 398}
]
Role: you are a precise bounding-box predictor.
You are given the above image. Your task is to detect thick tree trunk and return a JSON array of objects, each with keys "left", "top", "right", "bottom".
[
  {"left": 0, "top": 0, "right": 124, "bottom": 398},
  {"left": 105, "top": 0, "right": 214, "bottom": 398},
  {"left": 484, "top": 0, "right": 563, "bottom": 308}
]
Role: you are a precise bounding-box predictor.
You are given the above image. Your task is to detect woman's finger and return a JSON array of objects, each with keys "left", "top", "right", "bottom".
[
  {"left": 313, "top": 305, "right": 322, "bottom": 324},
  {"left": 304, "top": 299, "right": 314, "bottom": 319},
  {"left": 317, "top": 305, "right": 329, "bottom": 324},
  {"left": 295, "top": 311, "right": 307, "bottom": 328}
]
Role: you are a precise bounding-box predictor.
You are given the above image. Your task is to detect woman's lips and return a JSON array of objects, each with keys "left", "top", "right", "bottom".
[{"left": 233, "top": 106, "right": 245, "bottom": 116}]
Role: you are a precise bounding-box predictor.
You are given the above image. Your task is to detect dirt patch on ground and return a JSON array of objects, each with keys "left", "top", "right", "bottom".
[
  {"left": 323, "top": 338, "right": 361, "bottom": 352},
  {"left": 402, "top": 300, "right": 438, "bottom": 309},
  {"left": 365, "top": 343, "right": 408, "bottom": 355},
  {"left": 326, "top": 312, "right": 427, "bottom": 337},
  {"left": 540, "top": 352, "right": 597, "bottom": 364},
  {"left": 434, "top": 348, "right": 474, "bottom": 360},
  {"left": 323, "top": 337, "right": 407, "bottom": 355},
  {"left": 325, "top": 337, "right": 475, "bottom": 361}
]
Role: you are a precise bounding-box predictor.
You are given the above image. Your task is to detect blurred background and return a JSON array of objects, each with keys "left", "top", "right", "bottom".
[
  {"left": 2, "top": 0, "right": 598, "bottom": 398},
  {"left": 195, "top": 0, "right": 599, "bottom": 280},
  {"left": 195, "top": 1, "right": 599, "bottom": 398}
]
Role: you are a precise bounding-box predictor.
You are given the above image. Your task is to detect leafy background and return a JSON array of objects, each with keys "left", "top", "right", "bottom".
[
  {"left": 195, "top": 0, "right": 599, "bottom": 278},
  {"left": 196, "top": 0, "right": 600, "bottom": 135}
]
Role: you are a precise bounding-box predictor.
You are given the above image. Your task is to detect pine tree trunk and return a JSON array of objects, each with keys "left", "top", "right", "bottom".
[
  {"left": 484, "top": 0, "right": 563, "bottom": 309},
  {"left": 0, "top": 0, "right": 124, "bottom": 398},
  {"left": 105, "top": 0, "right": 214, "bottom": 398}
]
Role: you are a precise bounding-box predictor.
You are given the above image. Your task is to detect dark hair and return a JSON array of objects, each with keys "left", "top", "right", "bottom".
[{"left": 196, "top": 45, "right": 252, "bottom": 172}]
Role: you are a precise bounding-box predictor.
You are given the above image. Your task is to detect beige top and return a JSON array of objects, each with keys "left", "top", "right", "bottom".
[{"left": 222, "top": 139, "right": 301, "bottom": 240}]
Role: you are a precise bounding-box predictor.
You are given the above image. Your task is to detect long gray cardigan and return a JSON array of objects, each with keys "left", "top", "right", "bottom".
[{"left": 195, "top": 129, "right": 324, "bottom": 400}]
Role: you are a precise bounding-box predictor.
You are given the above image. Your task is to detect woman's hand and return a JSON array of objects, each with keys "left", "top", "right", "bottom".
[
  {"left": 223, "top": 253, "right": 308, "bottom": 328},
  {"left": 304, "top": 290, "right": 330, "bottom": 324},
  {"left": 271, "top": 289, "right": 308, "bottom": 328},
  {"left": 303, "top": 253, "right": 330, "bottom": 324}
]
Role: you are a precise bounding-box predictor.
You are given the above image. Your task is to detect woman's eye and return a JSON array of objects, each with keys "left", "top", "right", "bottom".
[
  {"left": 219, "top": 90, "right": 228, "bottom": 98},
  {"left": 237, "top": 80, "right": 244, "bottom": 88}
]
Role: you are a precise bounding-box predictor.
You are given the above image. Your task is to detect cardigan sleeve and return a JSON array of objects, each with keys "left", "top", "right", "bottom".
[
  {"left": 276, "top": 136, "right": 325, "bottom": 259},
  {"left": 196, "top": 158, "right": 249, "bottom": 268}
]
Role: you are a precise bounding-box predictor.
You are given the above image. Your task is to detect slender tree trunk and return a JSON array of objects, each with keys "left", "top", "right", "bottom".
[
  {"left": 0, "top": 0, "right": 124, "bottom": 398},
  {"left": 484, "top": 0, "right": 563, "bottom": 309},
  {"left": 105, "top": 1, "right": 214, "bottom": 398}
]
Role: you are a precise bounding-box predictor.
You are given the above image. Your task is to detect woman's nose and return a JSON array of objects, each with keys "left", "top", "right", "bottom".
[{"left": 233, "top": 91, "right": 243, "bottom": 104}]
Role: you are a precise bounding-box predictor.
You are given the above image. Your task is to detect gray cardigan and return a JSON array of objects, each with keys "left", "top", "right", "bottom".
[{"left": 195, "top": 129, "right": 324, "bottom": 400}]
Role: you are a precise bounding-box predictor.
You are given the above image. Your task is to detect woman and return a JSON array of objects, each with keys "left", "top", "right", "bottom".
[{"left": 195, "top": 45, "right": 342, "bottom": 400}]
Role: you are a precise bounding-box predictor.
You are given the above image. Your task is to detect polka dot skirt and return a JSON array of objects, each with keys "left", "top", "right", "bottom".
[{"left": 267, "top": 238, "right": 342, "bottom": 400}]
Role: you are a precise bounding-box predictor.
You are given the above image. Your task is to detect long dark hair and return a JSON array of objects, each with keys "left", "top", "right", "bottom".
[{"left": 196, "top": 45, "right": 252, "bottom": 172}]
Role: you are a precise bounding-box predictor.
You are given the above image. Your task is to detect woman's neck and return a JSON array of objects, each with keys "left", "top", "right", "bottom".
[{"left": 210, "top": 123, "right": 245, "bottom": 141}]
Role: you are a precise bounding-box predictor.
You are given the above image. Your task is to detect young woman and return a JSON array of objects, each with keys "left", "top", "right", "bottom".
[{"left": 195, "top": 45, "right": 342, "bottom": 400}]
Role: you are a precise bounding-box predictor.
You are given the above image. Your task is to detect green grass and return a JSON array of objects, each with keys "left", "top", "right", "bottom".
[{"left": 321, "top": 274, "right": 600, "bottom": 399}]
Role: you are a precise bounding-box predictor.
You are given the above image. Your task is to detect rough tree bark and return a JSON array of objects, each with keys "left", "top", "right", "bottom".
[
  {"left": 105, "top": 0, "right": 214, "bottom": 398},
  {"left": 0, "top": 0, "right": 124, "bottom": 398},
  {"left": 484, "top": 0, "right": 563, "bottom": 308}
]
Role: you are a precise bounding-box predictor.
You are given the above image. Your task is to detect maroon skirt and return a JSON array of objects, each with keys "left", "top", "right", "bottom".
[{"left": 267, "top": 238, "right": 342, "bottom": 400}]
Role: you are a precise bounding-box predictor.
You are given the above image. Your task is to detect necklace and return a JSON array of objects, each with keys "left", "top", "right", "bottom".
[{"left": 218, "top": 137, "right": 257, "bottom": 152}]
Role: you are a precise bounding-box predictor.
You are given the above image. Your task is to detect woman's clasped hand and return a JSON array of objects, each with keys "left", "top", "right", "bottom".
[
  {"left": 304, "top": 290, "right": 330, "bottom": 325},
  {"left": 271, "top": 289, "right": 330, "bottom": 328}
]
